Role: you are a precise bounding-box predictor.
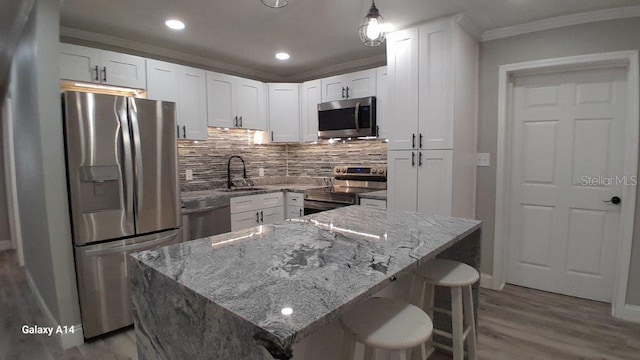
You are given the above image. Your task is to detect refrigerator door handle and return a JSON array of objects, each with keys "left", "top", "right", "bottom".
[
  {"left": 84, "top": 232, "right": 178, "bottom": 256},
  {"left": 116, "top": 97, "right": 135, "bottom": 227},
  {"left": 128, "top": 98, "right": 144, "bottom": 216}
]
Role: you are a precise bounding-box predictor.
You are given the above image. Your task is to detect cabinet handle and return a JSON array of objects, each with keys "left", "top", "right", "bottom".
[
  {"left": 256, "top": 211, "right": 260, "bottom": 223},
  {"left": 419, "top": 151, "right": 423, "bottom": 167},
  {"left": 419, "top": 133, "right": 423, "bottom": 148},
  {"left": 376, "top": 125, "right": 379, "bottom": 136},
  {"left": 176, "top": 125, "right": 179, "bottom": 138},
  {"left": 182, "top": 125, "right": 186, "bottom": 138},
  {"left": 411, "top": 152, "right": 416, "bottom": 167},
  {"left": 260, "top": 210, "right": 264, "bottom": 223},
  {"left": 234, "top": 116, "right": 237, "bottom": 127},
  {"left": 412, "top": 133, "right": 416, "bottom": 148},
  {"left": 271, "top": 131, "right": 274, "bottom": 142},
  {"left": 239, "top": 116, "right": 243, "bottom": 127},
  {"left": 299, "top": 208, "right": 302, "bottom": 217},
  {"left": 346, "top": 86, "right": 350, "bottom": 98},
  {"left": 93, "top": 65, "right": 99, "bottom": 81},
  {"left": 102, "top": 67, "right": 107, "bottom": 82},
  {"left": 341, "top": 87, "right": 345, "bottom": 99}
]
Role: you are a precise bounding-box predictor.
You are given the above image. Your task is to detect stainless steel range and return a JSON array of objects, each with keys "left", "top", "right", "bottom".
[{"left": 304, "top": 166, "right": 387, "bottom": 215}]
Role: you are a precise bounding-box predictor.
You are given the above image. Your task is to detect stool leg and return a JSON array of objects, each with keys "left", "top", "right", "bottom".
[
  {"left": 363, "top": 345, "right": 374, "bottom": 360},
  {"left": 340, "top": 329, "right": 356, "bottom": 360},
  {"left": 397, "top": 349, "right": 408, "bottom": 360},
  {"left": 463, "top": 285, "right": 478, "bottom": 360},
  {"left": 451, "top": 287, "right": 464, "bottom": 360}
]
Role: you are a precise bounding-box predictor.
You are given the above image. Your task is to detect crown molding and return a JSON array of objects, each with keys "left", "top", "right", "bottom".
[
  {"left": 481, "top": 5, "right": 640, "bottom": 42},
  {"left": 60, "top": 26, "right": 286, "bottom": 82},
  {"left": 285, "top": 53, "right": 387, "bottom": 82}
]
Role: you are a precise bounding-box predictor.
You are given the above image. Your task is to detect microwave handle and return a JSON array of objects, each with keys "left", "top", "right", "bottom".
[{"left": 354, "top": 102, "right": 360, "bottom": 133}]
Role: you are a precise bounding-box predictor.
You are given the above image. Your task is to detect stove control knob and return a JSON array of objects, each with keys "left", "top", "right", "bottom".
[
  {"left": 372, "top": 169, "right": 378, "bottom": 174},
  {"left": 341, "top": 167, "right": 347, "bottom": 173}
]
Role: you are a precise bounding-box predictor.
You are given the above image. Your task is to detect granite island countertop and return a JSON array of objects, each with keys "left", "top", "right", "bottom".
[
  {"left": 130, "top": 206, "right": 481, "bottom": 359},
  {"left": 358, "top": 189, "right": 387, "bottom": 200}
]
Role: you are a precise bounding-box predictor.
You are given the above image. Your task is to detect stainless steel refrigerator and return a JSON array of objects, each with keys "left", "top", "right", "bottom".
[{"left": 62, "top": 91, "right": 181, "bottom": 338}]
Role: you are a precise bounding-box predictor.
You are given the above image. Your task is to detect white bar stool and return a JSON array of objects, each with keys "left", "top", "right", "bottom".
[
  {"left": 340, "top": 297, "right": 433, "bottom": 360},
  {"left": 414, "top": 259, "right": 479, "bottom": 360}
]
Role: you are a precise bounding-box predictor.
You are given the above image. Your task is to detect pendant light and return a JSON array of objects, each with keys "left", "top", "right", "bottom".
[
  {"left": 359, "top": 0, "right": 386, "bottom": 46},
  {"left": 261, "top": 0, "right": 288, "bottom": 8}
]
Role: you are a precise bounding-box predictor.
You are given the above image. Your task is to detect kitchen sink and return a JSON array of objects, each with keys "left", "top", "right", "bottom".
[{"left": 219, "top": 187, "right": 265, "bottom": 192}]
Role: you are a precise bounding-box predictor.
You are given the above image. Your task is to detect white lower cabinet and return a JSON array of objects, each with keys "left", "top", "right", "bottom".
[
  {"left": 285, "top": 192, "right": 304, "bottom": 219},
  {"left": 359, "top": 198, "right": 387, "bottom": 209},
  {"left": 230, "top": 192, "right": 284, "bottom": 231},
  {"left": 387, "top": 149, "right": 456, "bottom": 216}
]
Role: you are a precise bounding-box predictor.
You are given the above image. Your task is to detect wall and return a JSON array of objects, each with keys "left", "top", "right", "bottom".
[
  {"left": 476, "top": 17, "right": 640, "bottom": 306},
  {"left": 10, "top": 0, "right": 81, "bottom": 345},
  {"left": 178, "top": 128, "right": 388, "bottom": 191}
]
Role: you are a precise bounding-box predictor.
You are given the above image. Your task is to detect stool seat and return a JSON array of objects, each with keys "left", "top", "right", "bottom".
[
  {"left": 415, "top": 259, "right": 479, "bottom": 287},
  {"left": 341, "top": 297, "right": 433, "bottom": 350}
]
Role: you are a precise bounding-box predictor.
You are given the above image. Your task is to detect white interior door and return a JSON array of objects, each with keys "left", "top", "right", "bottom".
[{"left": 507, "top": 68, "right": 628, "bottom": 302}]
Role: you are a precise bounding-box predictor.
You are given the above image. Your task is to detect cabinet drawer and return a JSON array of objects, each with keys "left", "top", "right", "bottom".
[
  {"left": 259, "top": 192, "right": 283, "bottom": 209},
  {"left": 359, "top": 198, "right": 387, "bottom": 209},
  {"left": 230, "top": 210, "right": 261, "bottom": 232},
  {"left": 286, "top": 206, "right": 304, "bottom": 219},
  {"left": 230, "top": 194, "right": 260, "bottom": 214},
  {"left": 286, "top": 192, "right": 304, "bottom": 206}
]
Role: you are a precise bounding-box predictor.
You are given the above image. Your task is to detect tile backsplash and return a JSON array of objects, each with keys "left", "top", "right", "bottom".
[{"left": 178, "top": 128, "right": 387, "bottom": 191}]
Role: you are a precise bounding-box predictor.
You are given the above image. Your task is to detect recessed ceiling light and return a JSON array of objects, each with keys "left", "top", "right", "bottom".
[
  {"left": 165, "top": 19, "right": 186, "bottom": 30},
  {"left": 275, "top": 52, "right": 290, "bottom": 61}
]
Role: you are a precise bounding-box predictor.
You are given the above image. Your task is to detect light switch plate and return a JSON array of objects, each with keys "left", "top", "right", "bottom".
[
  {"left": 185, "top": 169, "right": 193, "bottom": 181},
  {"left": 476, "top": 153, "right": 490, "bottom": 167}
]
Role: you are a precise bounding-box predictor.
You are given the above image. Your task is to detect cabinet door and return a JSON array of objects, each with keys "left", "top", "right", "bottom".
[
  {"left": 178, "top": 66, "right": 208, "bottom": 140},
  {"left": 419, "top": 21, "right": 453, "bottom": 150},
  {"left": 321, "top": 75, "right": 346, "bottom": 102},
  {"left": 346, "top": 69, "right": 377, "bottom": 99},
  {"left": 259, "top": 192, "right": 283, "bottom": 209},
  {"left": 301, "top": 80, "right": 321, "bottom": 142},
  {"left": 386, "top": 28, "right": 419, "bottom": 150},
  {"left": 231, "top": 210, "right": 261, "bottom": 231},
  {"left": 237, "top": 78, "right": 266, "bottom": 130},
  {"left": 99, "top": 50, "right": 146, "bottom": 89},
  {"left": 207, "top": 72, "right": 237, "bottom": 128},
  {"left": 146, "top": 59, "right": 179, "bottom": 102},
  {"left": 268, "top": 84, "right": 300, "bottom": 143},
  {"left": 286, "top": 206, "right": 304, "bottom": 219},
  {"left": 286, "top": 192, "right": 304, "bottom": 207},
  {"left": 261, "top": 206, "right": 284, "bottom": 225},
  {"left": 376, "top": 66, "right": 387, "bottom": 138},
  {"left": 359, "top": 198, "right": 387, "bottom": 209},
  {"left": 417, "top": 150, "right": 453, "bottom": 216},
  {"left": 59, "top": 43, "right": 100, "bottom": 83},
  {"left": 387, "top": 150, "right": 418, "bottom": 211},
  {"left": 230, "top": 194, "right": 260, "bottom": 213}
]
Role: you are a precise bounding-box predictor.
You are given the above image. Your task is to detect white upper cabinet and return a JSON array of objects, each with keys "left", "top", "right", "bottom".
[
  {"left": 268, "top": 83, "right": 300, "bottom": 143},
  {"left": 59, "top": 43, "right": 146, "bottom": 89},
  {"left": 146, "top": 59, "right": 208, "bottom": 140},
  {"left": 300, "top": 79, "right": 321, "bottom": 142},
  {"left": 207, "top": 72, "right": 267, "bottom": 130},
  {"left": 376, "top": 66, "right": 387, "bottom": 139},
  {"left": 320, "top": 68, "right": 377, "bottom": 102}
]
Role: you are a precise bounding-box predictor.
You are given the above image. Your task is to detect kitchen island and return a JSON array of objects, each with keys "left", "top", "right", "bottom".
[{"left": 129, "top": 206, "right": 481, "bottom": 360}]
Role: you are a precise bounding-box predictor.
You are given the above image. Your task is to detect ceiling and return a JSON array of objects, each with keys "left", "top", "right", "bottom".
[{"left": 60, "top": 0, "right": 640, "bottom": 81}]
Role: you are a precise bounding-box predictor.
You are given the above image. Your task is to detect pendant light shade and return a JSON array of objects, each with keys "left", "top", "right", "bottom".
[
  {"left": 359, "top": 1, "right": 386, "bottom": 47},
  {"left": 261, "top": 0, "right": 288, "bottom": 8}
]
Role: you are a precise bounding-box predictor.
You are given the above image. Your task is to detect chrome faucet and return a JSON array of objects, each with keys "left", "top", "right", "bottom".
[{"left": 227, "top": 155, "right": 247, "bottom": 189}]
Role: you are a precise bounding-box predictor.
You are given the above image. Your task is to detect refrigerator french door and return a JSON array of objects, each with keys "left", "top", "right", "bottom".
[{"left": 62, "top": 91, "right": 181, "bottom": 338}]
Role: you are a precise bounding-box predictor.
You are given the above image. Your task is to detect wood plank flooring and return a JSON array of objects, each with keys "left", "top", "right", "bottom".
[{"left": 1, "top": 249, "right": 639, "bottom": 359}]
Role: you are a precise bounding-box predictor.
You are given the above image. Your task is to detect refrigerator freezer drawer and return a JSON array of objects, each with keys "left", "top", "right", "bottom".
[{"left": 74, "top": 229, "right": 181, "bottom": 338}]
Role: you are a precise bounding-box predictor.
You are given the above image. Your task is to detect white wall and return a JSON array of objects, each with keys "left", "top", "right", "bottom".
[
  {"left": 476, "top": 17, "right": 640, "bottom": 306},
  {"left": 10, "top": 0, "right": 82, "bottom": 346}
]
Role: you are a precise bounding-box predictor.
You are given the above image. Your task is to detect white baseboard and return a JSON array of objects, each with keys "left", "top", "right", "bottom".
[
  {"left": 0, "top": 239, "right": 12, "bottom": 251},
  {"left": 25, "top": 270, "right": 84, "bottom": 349},
  {"left": 480, "top": 273, "right": 505, "bottom": 291},
  {"left": 614, "top": 304, "right": 640, "bottom": 324}
]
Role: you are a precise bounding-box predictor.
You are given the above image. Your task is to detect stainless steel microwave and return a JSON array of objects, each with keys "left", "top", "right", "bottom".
[{"left": 317, "top": 96, "right": 377, "bottom": 139}]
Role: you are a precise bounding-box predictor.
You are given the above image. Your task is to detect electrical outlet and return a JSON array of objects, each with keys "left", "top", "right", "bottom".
[
  {"left": 259, "top": 168, "right": 265, "bottom": 177},
  {"left": 476, "top": 153, "right": 490, "bottom": 167},
  {"left": 185, "top": 169, "right": 193, "bottom": 181}
]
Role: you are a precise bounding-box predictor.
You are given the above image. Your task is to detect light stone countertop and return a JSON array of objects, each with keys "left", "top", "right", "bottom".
[
  {"left": 358, "top": 190, "right": 387, "bottom": 200},
  {"left": 131, "top": 206, "right": 481, "bottom": 350}
]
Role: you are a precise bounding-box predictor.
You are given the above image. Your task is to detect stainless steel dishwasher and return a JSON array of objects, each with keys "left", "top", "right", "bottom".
[{"left": 182, "top": 198, "right": 232, "bottom": 241}]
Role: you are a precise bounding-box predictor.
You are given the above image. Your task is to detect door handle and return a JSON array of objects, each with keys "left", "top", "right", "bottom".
[
  {"left": 260, "top": 210, "right": 264, "bottom": 223},
  {"left": 411, "top": 152, "right": 415, "bottom": 167},
  {"left": 93, "top": 65, "right": 99, "bottom": 81},
  {"left": 604, "top": 196, "right": 621, "bottom": 205},
  {"left": 102, "top": 66, "right": 107, "bottom": 82}
]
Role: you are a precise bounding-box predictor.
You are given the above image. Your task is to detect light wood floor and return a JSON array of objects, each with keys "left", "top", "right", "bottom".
[{"left": 1, "top": 249, "right": 639, "bottom": 359}]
